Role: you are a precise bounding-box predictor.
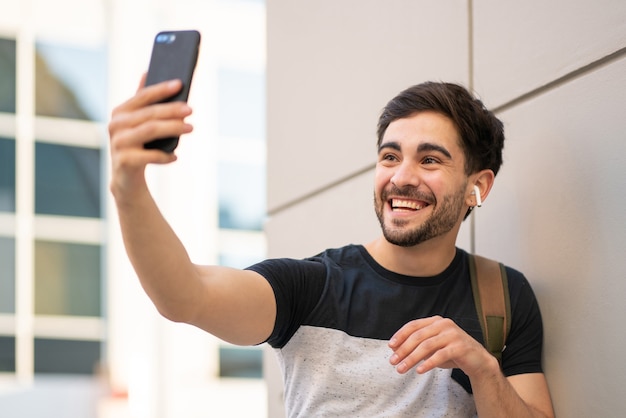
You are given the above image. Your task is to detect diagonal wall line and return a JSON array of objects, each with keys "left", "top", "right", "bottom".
[
  {"left": 267, "top": 163, "right": 375, "bottom": 216},
  {"left": 492, "top": 45, "right": 626, "bottom": 115}
]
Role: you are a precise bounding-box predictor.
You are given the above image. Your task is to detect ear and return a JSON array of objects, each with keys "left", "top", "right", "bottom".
[{"left": 467, "top": 169, "right": 495, "bottom": 208}]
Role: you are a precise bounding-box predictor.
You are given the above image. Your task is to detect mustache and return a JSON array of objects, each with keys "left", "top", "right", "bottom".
[{"left": 381, "top": 184, "right": 435, "bottom": 204}]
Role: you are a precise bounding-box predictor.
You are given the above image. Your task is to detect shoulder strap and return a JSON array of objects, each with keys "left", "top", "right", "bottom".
[{"left": 468, "top": 254, "right": 511, "bottom": 364}]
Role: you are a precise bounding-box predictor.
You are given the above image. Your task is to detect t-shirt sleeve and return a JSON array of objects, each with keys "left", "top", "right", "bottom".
[
  {"left": 246, "top": 257, "right": 327, "bottom": 348},
  {"left": 502, "top": 268, "right": 545, "bottom": 377}
]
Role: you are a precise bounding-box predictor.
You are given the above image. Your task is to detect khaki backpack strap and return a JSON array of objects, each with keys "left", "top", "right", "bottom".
[{"left": 469, "top": 254, "right": 511, "bottom": 364}]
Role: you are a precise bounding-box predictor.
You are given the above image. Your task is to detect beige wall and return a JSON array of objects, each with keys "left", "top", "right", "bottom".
[{"left": 265, "top": 0, "right": 626, "bottom": 417}]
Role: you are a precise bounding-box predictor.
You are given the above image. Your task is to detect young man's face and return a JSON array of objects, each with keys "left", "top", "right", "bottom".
[{"left": 374, "top": 111, "right": 471, "bottom": 247}]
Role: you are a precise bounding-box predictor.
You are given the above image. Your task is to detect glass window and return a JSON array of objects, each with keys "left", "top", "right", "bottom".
[
  {"left": 219, "top": 346, "right": 263, "bottom": 379},
  {"left": 0, "top": 37, "right": 16, "bottom": 114},
  {"left": 34, "top": 338, "right": 100, "bottom": 375},
  {"left": 218, "top": 161, "right": 266, "bottom": 230},
  {"left": 217, "top": 68, "right": 266, "bottom": 139},
  {"left": 0, "top": 137, "right": 16, "bottom": 212},
  {"left": 34, "top": 240, "right": 101, "bottom": 317},
  {"left": 35, "top": 42, "right": 107, "bottom": 121},
  {"left": 0, "top": 336, "right": 15, "bottom": 372},
  {"left": 35, "top": 142, "right": 101, "bottom": 218},
  {"left": 0, "top": 237, "right": 15, "bottom": 313},
  {"left": 219, "top": 252, "right": 264, "bottom": 270}
]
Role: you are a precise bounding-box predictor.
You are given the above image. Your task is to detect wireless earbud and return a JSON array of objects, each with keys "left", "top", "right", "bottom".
[{"left": 473, "top": 185, "right": 482, "bottom": 207}]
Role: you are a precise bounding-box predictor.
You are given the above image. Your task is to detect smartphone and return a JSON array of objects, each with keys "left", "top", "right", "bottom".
[{"left": 143, "top": 30, "right": 201, "bottom": 153}]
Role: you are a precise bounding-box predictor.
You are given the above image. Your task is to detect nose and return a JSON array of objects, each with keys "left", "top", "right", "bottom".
[{"left": 390, "top": 161, "right": 420, "bottom": 188}]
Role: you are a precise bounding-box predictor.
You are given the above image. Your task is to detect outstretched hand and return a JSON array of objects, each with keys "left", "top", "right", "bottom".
[
  {"left": 108, "top": 76, "right": 193, "bottom": 196},
  {"left": 388, "top": 315, "right": 495, "bottom": 378}
]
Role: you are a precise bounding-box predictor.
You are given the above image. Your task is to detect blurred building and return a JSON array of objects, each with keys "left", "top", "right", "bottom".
[{"left": 0, "top": 0, "right": 267, "bottom": 417}]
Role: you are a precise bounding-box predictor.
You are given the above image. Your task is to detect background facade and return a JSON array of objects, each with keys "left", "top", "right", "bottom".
[
  {"left": 1, "top": 0, "right": 267, "bottom": 417},
  {"left": 264, "top": 1, "right": 626, "bottom": 417}
]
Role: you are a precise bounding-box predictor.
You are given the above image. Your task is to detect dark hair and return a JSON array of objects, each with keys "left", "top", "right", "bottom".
[{"left": 377, "top": 82, "right": 504, "bottom": 176}]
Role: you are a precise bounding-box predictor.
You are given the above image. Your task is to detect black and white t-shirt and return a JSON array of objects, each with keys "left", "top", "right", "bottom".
[{"left": 247, "top": 245, "right": 544, "bottom": 418}]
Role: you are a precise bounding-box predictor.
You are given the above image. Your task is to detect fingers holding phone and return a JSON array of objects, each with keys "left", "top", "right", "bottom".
[
  {"left": 113, "top": 79, "right": 193, "bottom": 139},
  {"left": 108, "top": 80, "right": 193, "bottom": 199},
  {"left": 110, "top": 79, "right": 192, "bottom": 151}
]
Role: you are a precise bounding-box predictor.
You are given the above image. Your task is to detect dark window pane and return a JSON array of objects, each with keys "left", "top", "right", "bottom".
[
  {"left": 0, "top": 137, "right": 16, "bottom": 212},
  {"left": 0, "top": 237, "right": 15, "bottom": 313},
  {"left": 219, "top": 346, "right": 263, "bottom": 379},
  {"left": 35, "top": 142, "right": 101, "bottom": 218},
  {"left": 34, "top": 338, "right": 100, "bottom": 375},
  {"left": 0, "top": 38, "right": 16, "bottom": 113},
  {"left": 0, "top": 336, "right": 15, "bottom": 372},
  {"left": 218, "top": 161, "right": 265, "bottom": 230},
  {"left": 35, "top": 42, "right": 107, "bottom": 121},
  {"left": 217, "top": 68, "right": 266, "bottom": 139},
  {"left": 35, "top": 240, "right": 101, "bottom": 317}
]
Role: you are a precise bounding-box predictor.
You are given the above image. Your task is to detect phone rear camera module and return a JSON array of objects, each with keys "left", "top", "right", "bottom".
[{"left": 156, "top": 33, "right": 176, "bottom": 44}]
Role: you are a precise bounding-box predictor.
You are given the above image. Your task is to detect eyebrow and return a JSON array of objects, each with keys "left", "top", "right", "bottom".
[
  {"left": 417, "top": 142, "right": 452, "bottom": 159},
  {"left": 377, "top": 141, "right": 401, "bottom": 154},
  {"left": 378, "top": 141, "right": 452, "bottom": 159}
]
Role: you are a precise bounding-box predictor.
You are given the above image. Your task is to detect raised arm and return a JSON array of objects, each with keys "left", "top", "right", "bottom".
[{"left": 108, "top": 77, "right": 276, "bottom": 346}]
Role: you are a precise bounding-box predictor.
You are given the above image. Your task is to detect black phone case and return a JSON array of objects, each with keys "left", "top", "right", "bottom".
[{"left": 143, "top": 30, "right": 201, "bottom": 153}]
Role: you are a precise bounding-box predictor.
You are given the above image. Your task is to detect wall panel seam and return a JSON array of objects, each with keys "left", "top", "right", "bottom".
[
  {"left": 492, "top": 45, "right": 626, "bottom": 115},
  {"left": 468, "top": 0, "right": 477, "bottom": 254},
  {"left": 268, "top": 164, "right": 374, "bottom": 216}
]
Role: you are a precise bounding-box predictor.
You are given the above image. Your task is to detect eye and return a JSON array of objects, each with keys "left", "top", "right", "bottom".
[
  {"left": 380, "top": 153, "right": 399, "bottom": 163},
  {"left": 422, "top": 156, "right": 440, "bottom": 164}
]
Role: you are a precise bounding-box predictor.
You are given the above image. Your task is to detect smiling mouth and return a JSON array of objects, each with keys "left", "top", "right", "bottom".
[{"left": 390, "top": 199, "right": 428, "bottom": 211}]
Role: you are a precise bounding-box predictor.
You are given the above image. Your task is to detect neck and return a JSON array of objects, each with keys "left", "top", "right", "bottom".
[{"left": 364, "top": 236, "right": 458, "bottom": 277}]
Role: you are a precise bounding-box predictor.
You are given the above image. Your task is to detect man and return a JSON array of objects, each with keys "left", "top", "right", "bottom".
[{"left": 109, "top": 78, "right": 554, "bottom": 417}]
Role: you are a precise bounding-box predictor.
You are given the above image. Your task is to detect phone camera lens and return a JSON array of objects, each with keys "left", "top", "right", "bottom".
[{"left": 156, "top": 33, "right": 176, "bottom": 44}]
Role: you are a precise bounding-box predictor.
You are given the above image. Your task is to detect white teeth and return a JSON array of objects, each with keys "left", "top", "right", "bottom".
[{"left": 392, "top": 199, "right": 423, "bottom": 210}]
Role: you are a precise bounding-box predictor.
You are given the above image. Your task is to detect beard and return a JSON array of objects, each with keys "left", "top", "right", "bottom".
[{"left": 374, "top": 182, "right": 467, "bottom": 247}]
